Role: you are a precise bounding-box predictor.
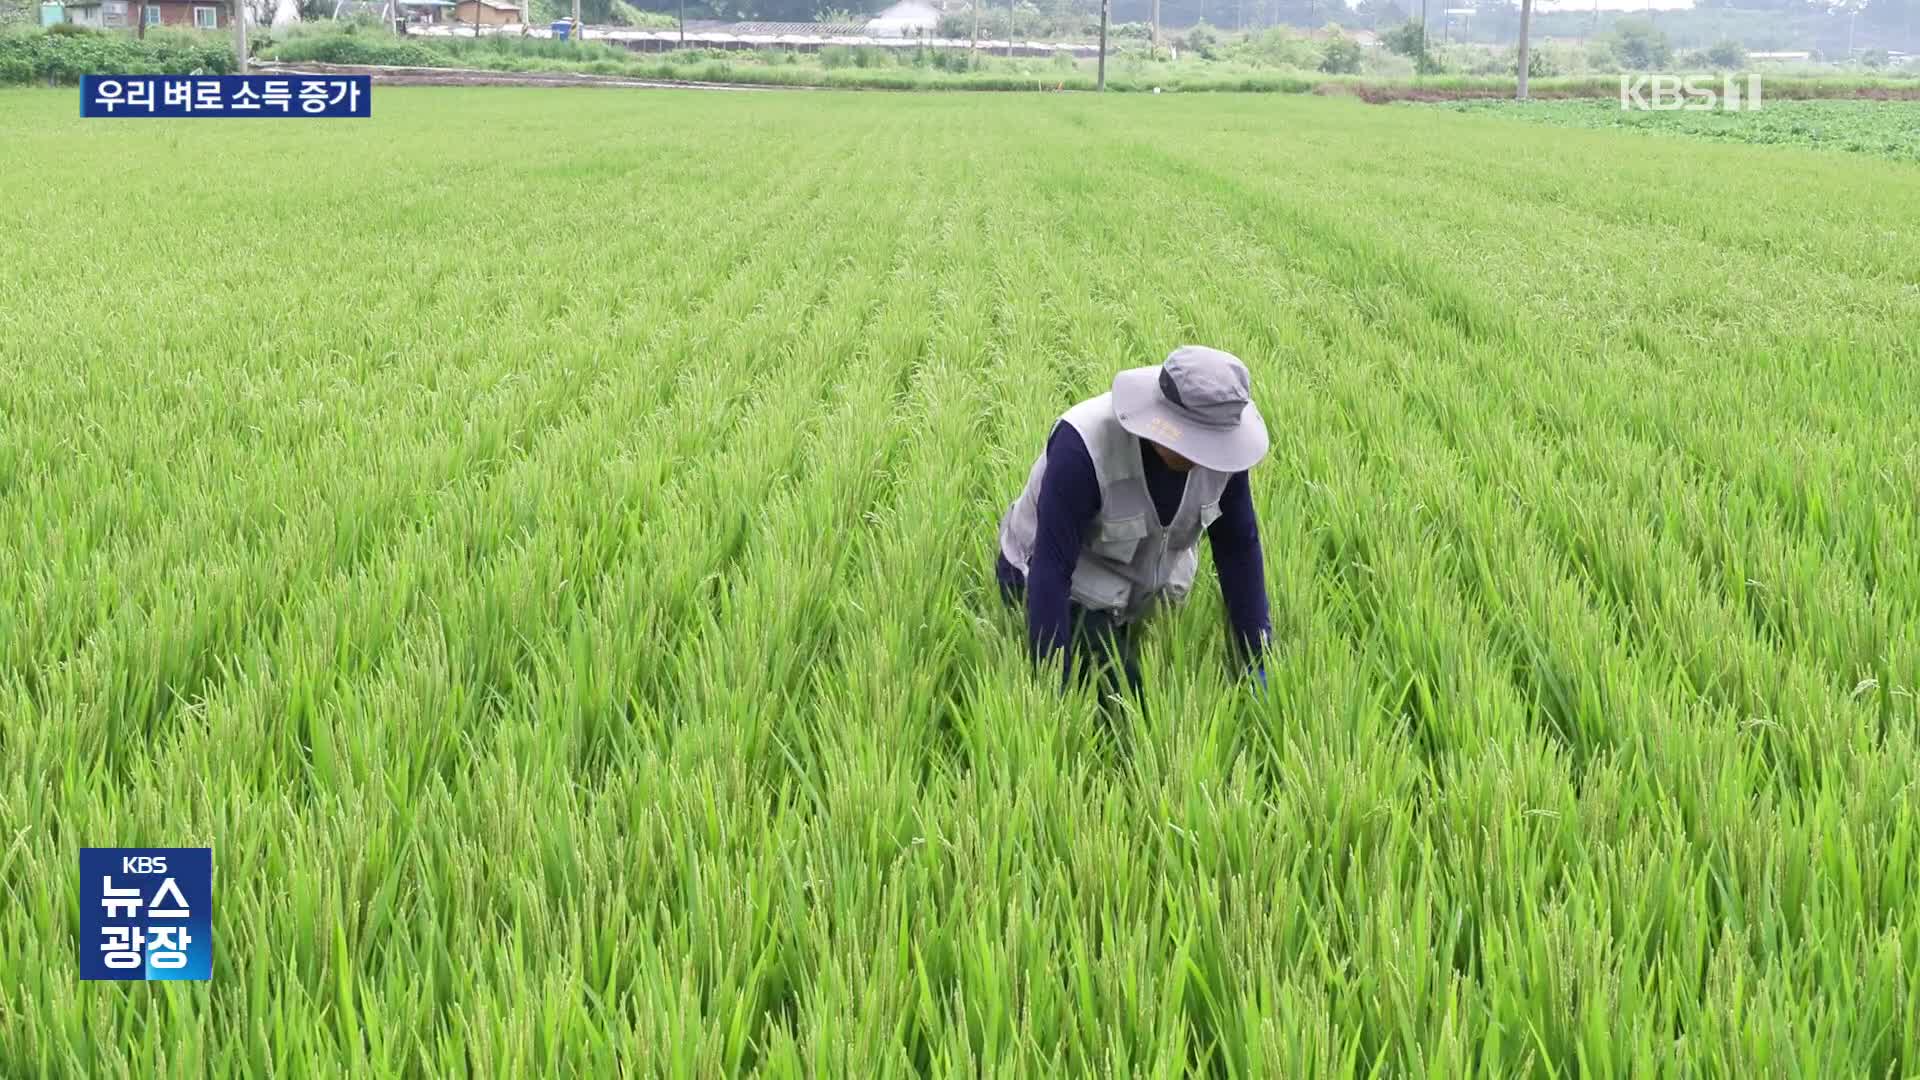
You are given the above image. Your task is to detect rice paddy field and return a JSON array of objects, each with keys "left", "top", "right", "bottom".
[{"left": 2, "top": 87, "right": 1918, "bottom": 1075}]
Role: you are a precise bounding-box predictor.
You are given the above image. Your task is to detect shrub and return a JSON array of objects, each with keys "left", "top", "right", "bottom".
[
  {"left": 1511, "top": 43, "right": 1557, "bottom": 77},
  {"left": 1609, "top": 17, "right": 1670, "bottom": 71},
  {"left": 0, "top": 26, "right": 236, "bottom": 83},
  {"left": 926, "top": 46, "right": 972, "bottom": 72},
  {"left": 1230, "top": 26, "right": 1320, "bottom": 68},
  {"left": 606, "top": 0, "right": 674, "bottom": 27},
  {"left": 271, "top": 31, "right": 449, "bottom": 66},
  {"left": 1705, "top": 38, "right": 1745, "bottom": 69},
  {"left": 1180, "top": 20, "right": 1219, "bottom": 60},
  {"left": 1381, "top": 19, "right": 1423, "bottom": 57},
  {"left": 1320, "top": 33, "right": 1363, "bottom": 74}
]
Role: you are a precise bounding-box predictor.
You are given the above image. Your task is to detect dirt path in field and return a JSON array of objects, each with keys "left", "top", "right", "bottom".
[
  {"left": 250, "top": 61, "right": 1920, "bottom": 101},
  {"left": 249, "top": 60, "right": 813, "bottom": 92}
]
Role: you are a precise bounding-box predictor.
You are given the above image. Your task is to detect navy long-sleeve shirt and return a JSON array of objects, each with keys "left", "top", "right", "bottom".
[{"left": 1009, "top": 421, "right": 1271, "bottom": 670}]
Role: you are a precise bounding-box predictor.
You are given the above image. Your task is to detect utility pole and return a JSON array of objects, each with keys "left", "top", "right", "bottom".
[
  {"left": 1097, "top": 0, "right": 1109, "bottom": 87},
  {"left": 1006, "top": 0, "right": 1013, "bottom": 56},
  {"left": 678, "top": 0, "right": 685, "bottom": 45},
  {"left": 571, "top": 0, "right": 580, "bottom": 41},
  {"left": 1150, "top": 0, "right": 1158, "bottom": 55},
  {"left": 970, "top": 0, "right": 979, "bottom": 58},
  {"left": 1417, "top": 0, "right": 1427, "bottom": 77},
  {"left": 231, "top": 0, "right": 246, "bottom": 72},
  {"left": 1516, "top": 0, "right": 1532, "bottom": 98}
]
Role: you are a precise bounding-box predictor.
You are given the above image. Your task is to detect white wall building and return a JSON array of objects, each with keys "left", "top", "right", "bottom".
[{"left": 864, "top": 0, "right": 937, "bottom": 38}]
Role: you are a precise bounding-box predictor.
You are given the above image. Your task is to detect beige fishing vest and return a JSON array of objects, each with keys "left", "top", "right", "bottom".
[{"left": 998, "top": 393, "right": 1231, "bottom": 621}]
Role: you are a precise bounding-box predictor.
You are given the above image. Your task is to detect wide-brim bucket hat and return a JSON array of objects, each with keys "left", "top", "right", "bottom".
[{"left": 1111, "top": 345, "right": 1269, "bottom": 473}]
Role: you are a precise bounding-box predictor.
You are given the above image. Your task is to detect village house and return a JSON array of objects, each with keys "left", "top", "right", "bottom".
[
  {"left": 64, "top": 0, "right": 228, "bottom": 28},
  {"left": 450, "top": 0, "right": 522, "bottom": 25},
  {"left": 863, "top": 0, "right": 938, "bottom": 38}
]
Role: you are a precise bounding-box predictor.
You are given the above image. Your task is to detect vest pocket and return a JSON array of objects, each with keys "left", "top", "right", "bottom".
[
  {"left": 1167, "top": 498, "right": 1219, "bottom": 550},
  {"left": 1088, "top": 513, "right": 1148, "bottom": 563},
  {"left": 1200, "top": 498, "right": 1223, "bottom": 530},
  {"left": 1070, "top": 562, "right": 1133, "bottom": 611}
]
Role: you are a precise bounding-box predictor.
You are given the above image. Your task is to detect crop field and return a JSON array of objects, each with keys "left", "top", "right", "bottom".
[
  {"left": 2, "top": 87, "right": 1918, "bottom": 1075},
  {"left": 1427, "top": 97, "right": 1920, "bottom": 162}
]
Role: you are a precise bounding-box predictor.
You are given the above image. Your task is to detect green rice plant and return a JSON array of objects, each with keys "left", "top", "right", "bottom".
[{"left": 0, "top": 86, "right": 1916, "bottom": 1076}]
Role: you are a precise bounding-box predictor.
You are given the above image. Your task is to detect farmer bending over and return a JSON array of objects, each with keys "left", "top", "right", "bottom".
[{"left": 995, "top": 346, "right": 1273, "bottom": 701}]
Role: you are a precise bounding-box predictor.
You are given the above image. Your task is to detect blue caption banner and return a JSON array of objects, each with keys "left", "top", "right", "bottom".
[
  {"left": 79, "top": 848, "right": 213, "bottom": 981},
  {"left": 81, "top": 75, "right": 371, "bottom": 118}
]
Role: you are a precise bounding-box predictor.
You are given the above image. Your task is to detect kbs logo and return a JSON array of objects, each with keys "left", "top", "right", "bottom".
[
  {"left": 79, "top": 848, "right": 213, "bottom": 981},
  {"left": 1620, "top": 73, "right": 1764, "bottom": 112}
]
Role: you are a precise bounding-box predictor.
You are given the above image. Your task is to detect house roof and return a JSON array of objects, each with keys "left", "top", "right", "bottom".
[
  {"left": 455, "top": 0, "right": 522, "bottom": 9},
  {"left": 709, "top": 20, "right": 864, "bottom": 34}
]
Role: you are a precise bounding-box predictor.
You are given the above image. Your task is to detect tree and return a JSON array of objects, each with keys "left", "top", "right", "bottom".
[
  {"left": 295, "top": 0, "right": 332, "bottom": 18},
  {"left": 1704, "top": 37, "right": 1746, "bottom": 66},
  {"left": 1320, "top": 28, "right": 1362, "bottom": 70},
  {"left": 1382, "top": 16, "right": 1444, "bottom": 69},
  {"left": 1355, "top": 0, "right": 1405, "bottom": 26},
  {"left": 1381, "top": 16, "right": 1423, "bottom": 54},
  {"left": 245, "top": 0, "right": 277, "bottom": 28},
  {"left": 1181, "top": 18, "right": 1220, "bottom": 56},
  {"left": 1610, "top": 17, "right": 1671, "bottom": 69}
]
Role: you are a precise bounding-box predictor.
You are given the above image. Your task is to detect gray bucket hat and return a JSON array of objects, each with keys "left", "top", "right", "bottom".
[{"left": 1111, "top": 345, "right": 1270, "bottom": 473}]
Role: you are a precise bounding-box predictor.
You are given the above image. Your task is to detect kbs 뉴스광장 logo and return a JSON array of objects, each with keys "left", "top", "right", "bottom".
[{"left": 79, "top": 848, "right": 212, "bottom": 981}]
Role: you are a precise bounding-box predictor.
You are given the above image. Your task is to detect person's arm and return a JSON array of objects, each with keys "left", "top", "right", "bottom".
[
  {"left": 1027, "top": 422, "right": 1101, "bottom": 684},
  {"left": 1208, "top": 470, "right": 1272, "bottom": 673}
]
